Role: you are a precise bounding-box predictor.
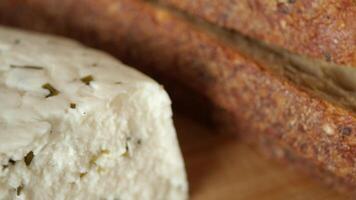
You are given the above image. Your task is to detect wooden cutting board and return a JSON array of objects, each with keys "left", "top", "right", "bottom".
[{"left": 173, "top": 115, "right": 352, "bottom": 200}]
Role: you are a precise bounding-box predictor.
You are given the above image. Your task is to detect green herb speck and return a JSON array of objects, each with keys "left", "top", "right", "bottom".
[
  {"left": 122, "top": 143, "right": 130, "bottom": 157},
  {"left": 42, "top": 83, "right": 59, "bottom": 98},
  {"left": 79, "top": 172, "right": 87, "bottom": 178},
  {"left": 16, "top": 185, "right": 23, "bottom": 196},
  {"left": 10, "top": 65, "right": 43, "bottom": 70},
  {"left": 80, "top": 75, "right": 94, "bottom": 85},
  {"left": 137, "top": 139, "right": 142, "bottom": 145},
  {"left": 70, "top": 103, "right": 76, "bottom": 109},
  {"left": 9, "top": 159, "right": 16, "bottom": 165},
  {"left": 24, "top": 151, "right": 34, "bottom": 166}
]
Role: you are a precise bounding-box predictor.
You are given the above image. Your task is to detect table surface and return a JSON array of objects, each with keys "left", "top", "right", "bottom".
[{"left": 173, "top": 115, "right": 352, "bottom": 200}]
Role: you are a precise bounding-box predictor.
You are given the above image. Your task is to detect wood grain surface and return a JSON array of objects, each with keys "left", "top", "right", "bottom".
[{"left": 173, "top": 115, "right": 352, "bottom": 200}]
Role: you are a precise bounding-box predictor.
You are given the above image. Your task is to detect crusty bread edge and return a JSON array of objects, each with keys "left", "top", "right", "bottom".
[{"left": 157, "top": 0, "right": 356, "bottom": 66}]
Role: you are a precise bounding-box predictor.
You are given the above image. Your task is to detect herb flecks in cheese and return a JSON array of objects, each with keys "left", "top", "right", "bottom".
[
  {"left": 8, "top": 159, "right": 16, "bottom": 165},
  {"left": 79, "top": 172, "right": 87, "bottom": 178},
  {"left": 0, "top": 26, "right": 187, "bottom": 200},
  {"left": 10, "top": 65, "right": 44, "bottom": 70},
  {"left": 122, "top": 144, "right": 130, "bottom": 157},
  {"left": 24, "top": 151, "right": 34, "bottom": 166},
  {"left": 42, "top": 83, "right": 59, "bottom": 98},
  {"left": 70, "top": 103, "right": 76, "bottom": 109},
  {"left": 137, "top": 139, "right": 142, "bottom": 145},
  {"left": 16, "top": 185, "right": 23, "bottom": 196},
  {"left": 80, "top": 75, "right": 94, "bottom": 85}
]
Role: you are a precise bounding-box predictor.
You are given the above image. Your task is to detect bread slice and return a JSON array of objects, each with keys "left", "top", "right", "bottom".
[
  {"left": 157, "top": 0, "right": 356, "bottom": 66},
  {"left": 0, "top": 0, "right": 355, "bottom": 192},
  {"left": 0, "top": 26, "right": 188, "bottom": 200}
]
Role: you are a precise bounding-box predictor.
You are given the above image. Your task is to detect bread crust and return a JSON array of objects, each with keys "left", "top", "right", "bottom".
[
  {"left": 0, "top": 0, "right": 356, "bottom": 191},
  {"left": 158, "top": 0, "right": 356, "bottom": 66}
]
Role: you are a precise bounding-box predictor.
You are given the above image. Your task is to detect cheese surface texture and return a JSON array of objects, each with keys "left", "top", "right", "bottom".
[{"left": 0, "top": 26, "right": 187, "bottom": 200}]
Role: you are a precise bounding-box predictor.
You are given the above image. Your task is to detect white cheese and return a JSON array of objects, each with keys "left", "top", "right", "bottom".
[{"left": 0, "top": 26, "right": 188, "bottom": 200}]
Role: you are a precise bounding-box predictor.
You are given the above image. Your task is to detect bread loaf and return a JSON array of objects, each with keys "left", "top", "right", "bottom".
[{"left": 157, "top": 0, "right": 356, "bottom": 66}]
